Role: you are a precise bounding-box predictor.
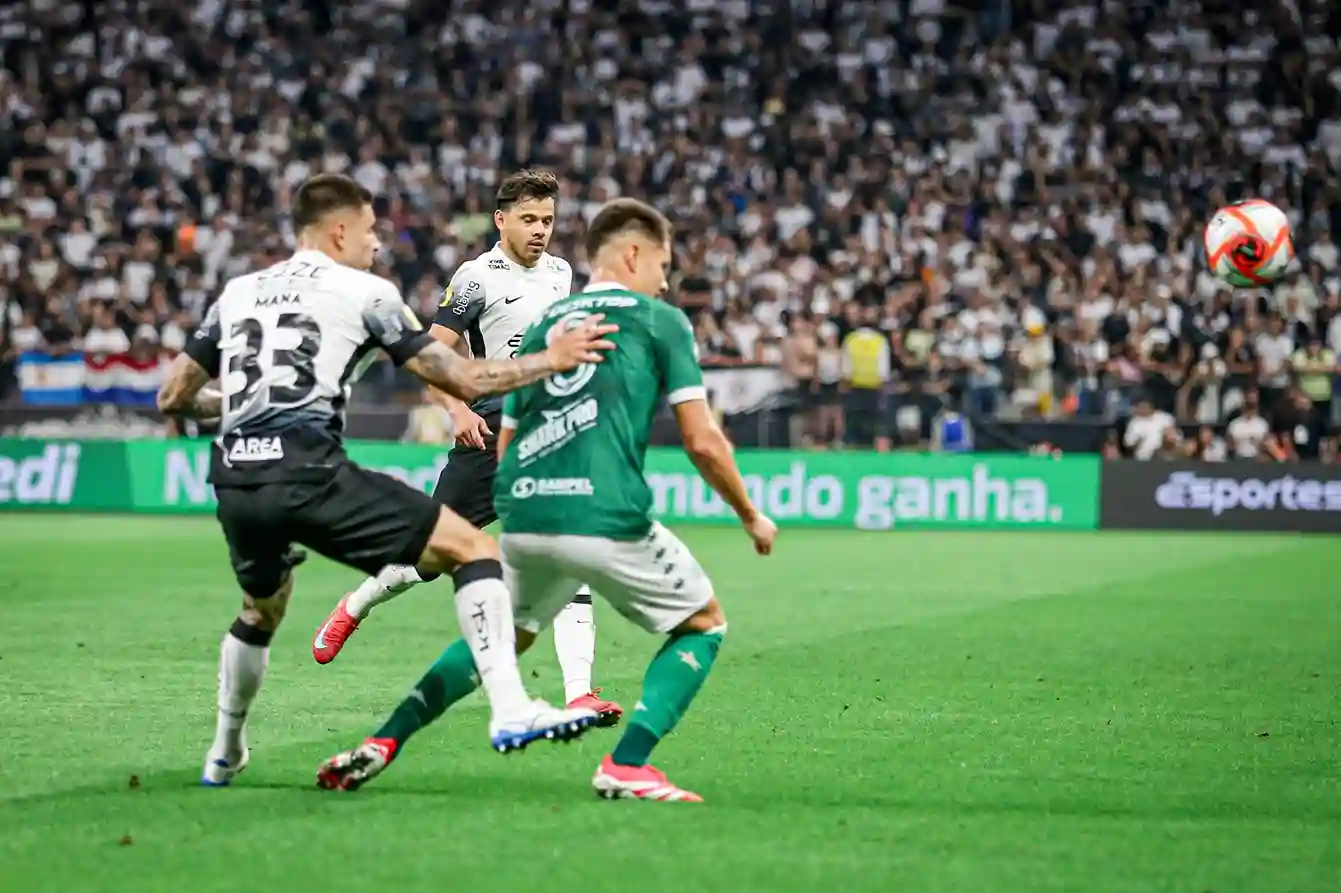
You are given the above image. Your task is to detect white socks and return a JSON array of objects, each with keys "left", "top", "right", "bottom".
[
  {"left": 347, "top": 564, "right": 424, "bottom": 619},
  {"left": 454, "top": 561, "right": 531, "bottom": 720},
  {"left": 554, "top": 595, "right": 596, "bottom": 703},
  {"left": 212, "top": 630, "right": 269, "bottom": 759}
]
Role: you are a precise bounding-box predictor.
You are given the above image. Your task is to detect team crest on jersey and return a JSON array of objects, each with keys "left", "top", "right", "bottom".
[
  {"left": 543, "top": 311, "right": 601, "bottom": 397},
  {"left": 546, "top": 258, "right": 564, "bottom": 273}
]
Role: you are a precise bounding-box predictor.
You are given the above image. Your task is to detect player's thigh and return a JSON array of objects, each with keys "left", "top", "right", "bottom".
[
  {"left": 215, "top": 484, "right": 308, "bottom": 601},
  {"left": 289, "top": 463, "right": 441, "bottom": 576},
  {"left": 499, "top": 534, "right": 583, "bottom": 634},
  {"left": 569, "top": 523, "right": 715, "bottom": 634},
  {"left": 430, "top": 446, "right": 498, "bottom": 528}
]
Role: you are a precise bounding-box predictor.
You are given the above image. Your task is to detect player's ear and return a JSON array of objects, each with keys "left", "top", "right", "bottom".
[{"left": 494, "top": 209, "right": 506, "bottom": 230}]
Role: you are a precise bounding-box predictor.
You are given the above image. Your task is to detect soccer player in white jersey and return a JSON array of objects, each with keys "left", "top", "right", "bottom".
[
  {"left": 311, "top": 171, "right": 624, "bottom": 727},
  {"left": 153, "top": 174, "right": 618, "bottom": 786}
]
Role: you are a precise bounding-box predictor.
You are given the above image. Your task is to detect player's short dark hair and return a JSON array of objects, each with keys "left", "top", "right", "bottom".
[
  {"left": 496, "top": 170, "right": 560, "bottom": 210},
  {"left": 292, "top": 174, "right": 373, "bottom": 230},
  {"left": 584, "top": 198, "right": 673, "bottom": 257}
]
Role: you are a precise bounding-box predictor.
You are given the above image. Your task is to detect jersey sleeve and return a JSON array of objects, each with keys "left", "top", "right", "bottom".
[
  {"left": 183, "top": 298, "right": 223, "bottom": 376},
  {"left": 432, "top": 262, "right": 487, "bottom": 335},
  {"left": 500, "top": 389, "right": 520, "bottom": 430},
  {"left": 362, "top": 283, "right": 434, "bottom": 366},
  {"left": 653, "top": 304, "right": 706, "bottom": 405}
]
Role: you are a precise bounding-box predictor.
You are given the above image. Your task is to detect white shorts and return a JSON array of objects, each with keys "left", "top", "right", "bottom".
[{"left": 500, "top": 522, "right": 715, "bottom": 635}]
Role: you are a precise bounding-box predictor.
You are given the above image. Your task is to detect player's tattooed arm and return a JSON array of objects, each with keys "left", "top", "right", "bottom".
[
  {"left": 404, "top": 340, "right": 562, "bottom": 402},
  {"left": 156, "top": 354, "right": 223, "bottom": 420},
  {"left": 404, "top": 315, "right": 620, "bottom": 402},
  {"left": 159, "top": 297, "right": 225, "bottom": 420}
]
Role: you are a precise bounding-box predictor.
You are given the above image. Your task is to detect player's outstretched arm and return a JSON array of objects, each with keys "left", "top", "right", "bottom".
[
  {"left": 673, "top": 399, "right": 775, "bottom": 555},
  {"left": 156, "top": 353, "right": 223, "bottom": 421},
  {"left": 403, "top": 316, "right": 619, "bottom": 402}
]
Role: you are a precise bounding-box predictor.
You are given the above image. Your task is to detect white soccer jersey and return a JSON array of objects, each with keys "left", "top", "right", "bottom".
[
  {"left": 186, "top": 249, "right": 431, "bottom": 483},
  {"left": 431, "top": 243, "right": 573, "bottom": 414}
]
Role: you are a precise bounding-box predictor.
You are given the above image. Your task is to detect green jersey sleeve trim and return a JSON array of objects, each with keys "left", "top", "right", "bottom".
[{"left": 500, "top": 414, "right": 518, "bottom": 430}]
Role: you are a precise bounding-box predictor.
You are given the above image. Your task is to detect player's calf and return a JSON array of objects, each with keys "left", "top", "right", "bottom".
[
  {"left": 416, "top": 509, "right": 537, "bottom": 725},
  {"left": 593, "top": 599, "right": 726, "bottom": 803},
  {"left": 205, "top": 570, "right": 297, "bottom": 787}
]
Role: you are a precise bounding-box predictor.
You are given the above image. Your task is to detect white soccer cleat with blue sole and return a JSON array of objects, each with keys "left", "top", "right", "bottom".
[
  {"left": 489, "top": 700, "right": 600, "bottom": 754},
  {"left": 201, "top": 747, "right": 251, "bottom": 787}
]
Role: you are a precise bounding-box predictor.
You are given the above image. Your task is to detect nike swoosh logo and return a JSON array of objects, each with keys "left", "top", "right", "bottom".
[
  {"left": 504, "top": 296, "right": 524, "bottom": 304},
  {"left": 314, "top": 620, "right": 332, "bottom": 649}
]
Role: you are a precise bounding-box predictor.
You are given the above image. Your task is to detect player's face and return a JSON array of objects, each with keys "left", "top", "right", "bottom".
[
  {"left": 630, "top": 238, "right": 671, "bottom": 296},
  {"left": 332, "top": 204, "right": 381, "bottom": 270},
  {"left": 495, "top": 197, "right": 556, "bottom": 266}
]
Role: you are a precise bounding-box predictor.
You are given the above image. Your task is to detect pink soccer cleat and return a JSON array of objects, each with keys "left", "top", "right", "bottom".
[
  {"left": 567, "top": 688, "right": 624, "bottom": 728},
  {"left": 591, "top": 754, "right": 703, "bottom": 802}
]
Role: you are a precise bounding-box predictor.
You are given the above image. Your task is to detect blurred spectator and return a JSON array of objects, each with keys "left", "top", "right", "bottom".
[
  {"left": 1188, "top": 425, "right": 1229, "bottom": 462},
  {"left": 1226, "top": 390, "right": 1271, "bottom": 459},
  {"left": 0, "top": 326, "right": 14, "bottom": 400},
  {"left": 402, "top": 391, "right": 454, "bottom": 445},
  {"left": 813, "top": 322, "right": 845, "bottom": 447},
  {"left": 1153, "top": 427, "right": 1185, "bottom": 460},
  {"left": 1123, "top": 397, "right": 1176, "bottom": 460},
  {"left": 841, "top": 305, "right": 892, "bottom": 450},
  {"left": 0, "top": 0, "right": 1336, "bottom": 462},
  {"left": 1254, "top": 315, "right": 1296, "bottom": 411},
  {"left": 1291, "top": 334, "right": 1337, "bottom": 424}
]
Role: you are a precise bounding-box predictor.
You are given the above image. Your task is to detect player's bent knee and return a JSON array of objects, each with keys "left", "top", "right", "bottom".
[
  {"left": 239, "top": 575, "right": 293, "bottom": 632},
  {"left": 674, "top": 597, "right": 726, "bottom": 635}
]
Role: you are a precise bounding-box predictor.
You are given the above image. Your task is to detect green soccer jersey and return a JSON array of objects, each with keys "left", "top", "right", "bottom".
[{"left": 494, "top": 283, "right": 705, "bottom": 540}]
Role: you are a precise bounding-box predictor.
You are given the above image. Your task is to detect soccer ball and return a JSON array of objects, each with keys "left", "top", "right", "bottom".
[{"left": 1203, "top": 199, "right": 1294, "bottom": 287}]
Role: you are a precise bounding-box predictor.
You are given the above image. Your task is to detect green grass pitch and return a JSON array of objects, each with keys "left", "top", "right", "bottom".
[{"left": 0, "top": 516, "right": 1338, "bottom": 892}]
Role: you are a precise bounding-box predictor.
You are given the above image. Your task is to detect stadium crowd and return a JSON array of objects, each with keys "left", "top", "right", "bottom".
[{"left": 1, "top": 0, "right": 1339, "bottom": 460}]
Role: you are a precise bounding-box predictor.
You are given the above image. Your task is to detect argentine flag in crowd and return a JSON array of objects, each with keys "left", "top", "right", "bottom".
[{"left": 18, "top": 351, "right": 164, "bottom": 407}]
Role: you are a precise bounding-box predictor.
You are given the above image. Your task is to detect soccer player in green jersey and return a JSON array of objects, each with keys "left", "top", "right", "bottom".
[{"left": 318, "top": 198, "right": 776, "bottom": 802}]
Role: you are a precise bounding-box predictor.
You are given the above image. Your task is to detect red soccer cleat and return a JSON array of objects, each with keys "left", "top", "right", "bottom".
[
  {"left": 567, "top": 688, "right": 623, "bottom": 727},
  {"left": 312, "top": 594, "right": 360, "bottom": 665},
  {"left": 591, "top": 754, "right": 702, "bottom": 802},
  {"left": 317, "top": 737, "right": 397, "bottom": 791}
]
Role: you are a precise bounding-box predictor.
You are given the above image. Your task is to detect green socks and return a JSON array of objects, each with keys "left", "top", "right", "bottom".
[
  {"left": 611, "top": 628, "right": 725, "bottom": 767},
  {"left": 372, "top": 626, "right": 726, "bottom": 766},
  {"left": 374, "top": 638, "right": 479, "bottom": 747}
]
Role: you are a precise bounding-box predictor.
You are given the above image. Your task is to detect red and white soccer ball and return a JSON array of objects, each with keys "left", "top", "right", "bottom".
[{"left": 1203, "top": 199, "right": 1294, "bottom": 287}]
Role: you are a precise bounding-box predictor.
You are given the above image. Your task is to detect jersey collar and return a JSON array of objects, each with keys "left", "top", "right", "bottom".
[
  {"left": 291, "top": 248, "right": 333, "bottom": 266},
  {"left": 583, "top": 281, "right": 625, "bottom": 291},
  {"left": 492, "top": 243, "right": 547, "bottom": 274}
]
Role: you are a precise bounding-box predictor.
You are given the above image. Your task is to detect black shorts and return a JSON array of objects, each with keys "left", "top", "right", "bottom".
[
  {"left": 430, "top": 413, "right": 502, "bottom": 527},
  {"left": 214, "top": 461, "right": 440, "bottom": 599}
]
